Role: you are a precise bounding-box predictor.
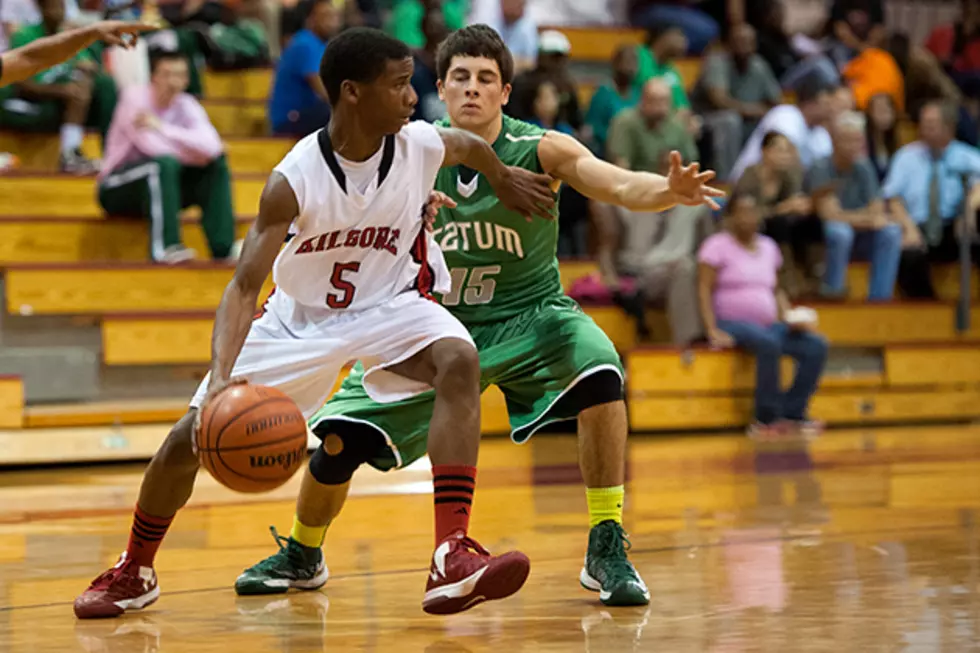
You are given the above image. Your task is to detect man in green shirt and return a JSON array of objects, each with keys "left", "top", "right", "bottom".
[
  {"left": 386, "top": 0, "right": 466, "bottom": 49},
  {"left": 608, "top": 78, "right": 697, "bottom": 174},
  {"left": 235, "top": 24, "right": 722, "bottom": 611},
  {"left": 0, "top": 0, "right": 117, "bottom": 173},
  {"left": 633, "top": 24, "right": 689, "bottom": 112}
]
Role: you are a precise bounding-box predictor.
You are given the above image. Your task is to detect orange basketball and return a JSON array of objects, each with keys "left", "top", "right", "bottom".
[{"left": 196, "top": 384, "right": 308, "bottom": 493}]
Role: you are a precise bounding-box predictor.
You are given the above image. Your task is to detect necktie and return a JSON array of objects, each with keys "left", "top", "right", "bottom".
[{"left": 925, "top": 159, "right": 943, "bottom": 248}]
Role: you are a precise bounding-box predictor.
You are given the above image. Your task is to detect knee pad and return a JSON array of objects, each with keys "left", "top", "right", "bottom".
[
  {"left": 551, "top": 369, "right": 625, "bottom": 418},
  {"left": 308, "top": 422, "right": 386, "bottom": 485}
]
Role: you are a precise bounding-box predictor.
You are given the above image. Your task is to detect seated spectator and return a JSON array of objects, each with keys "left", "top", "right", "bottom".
[
  {"left": 524, "top": 78, "right": 572, "bottom": 134},
  {"left": 807, "top": 111, "right": 902, "bottom": 300},
  {"left": 603, "top": 77, "right": 705, "bottom": 344},
  {"left": 926, "top": 0, "right": 980, "bottom": 90},
  {"left": 585, "top": 44, "right": 638, "bottom": 157},
  {"left": 0, "top": 0, "right": 115, "bottom": 173},
  {"left": 468, "top": 0, "right": 538, "bottom": 72},
  {"left": 730, "top": 75, "right": 836, "bottom": 183},
  {"left": 691, "top": 23, "right": 781, "bottom": 179},
  {"left": 825, "top": 0, "right": 886, "bottom": 70},
  {"left": 203, "top": 0, "right": 272, "bottom": 71},
  {"left": 628, "top": 0, "right": 719, "bottom": 55},
  {"left": 507, "top": 30, "right": 581, "bottom": 132},
  {"left": 753, "top": 0, "right": 840, "bottom": 91},
  {"left": 410, "top": 6, "right": 449, "bottom": 122},
  {"left": 886, "top": 100, "right": 980, "bottom": 298},
  {"left": 864, "top": 92, "right": 897, "bottom": 182},
  {"left": 733, "top": 131, "right": 813, "bottom": 296},
  {"left": 632, "top": 23, "right": 698, "bottom": 135},
  {"left": 98, "top": 51, "right": 236, "bottom": 264},
  {"left": 269, "top": 0, "right": 339, "bottom": 137},
  {"left": 698, "top": 193, "right": 828, "bottom": 438},
  {"left": 387, "top": 0, "right": 464, "bottom": 49}
]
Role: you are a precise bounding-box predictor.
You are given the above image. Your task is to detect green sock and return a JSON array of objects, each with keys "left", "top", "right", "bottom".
[
  {"left": 586, "top": 485, "right": 625, "bottom": 528},
  {"left": 290, "top": 515, "right": 326, "bottom": 548}
]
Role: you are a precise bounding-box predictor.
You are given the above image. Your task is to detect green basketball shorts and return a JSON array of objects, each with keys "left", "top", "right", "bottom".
[{"left": 308, "top": 295, "right": 624, "bottom": 472}]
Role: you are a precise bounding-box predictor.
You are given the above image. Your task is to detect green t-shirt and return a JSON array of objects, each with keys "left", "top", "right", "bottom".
[
  {"left": 387, "top": 0, "right": 466, "bottom": 49},
  {"left": 585, "top": 84, "right": 639, "bottom": 155},
  {"left": 606, "top": 107, "right": 698, "bottom": 173},
  {"left": 430, "top": 115, "right": 562, "bottom": 324},
  {"left": 11, "top": 23, "right": 93, "bottom": 84},
  {"left": 632, "top": 44, "right": 690, "bottom": 110}
]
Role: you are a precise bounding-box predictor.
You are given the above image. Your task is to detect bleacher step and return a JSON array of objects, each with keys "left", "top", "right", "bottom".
[{"left": 0, "top": 345, "right": 98, "bottom": 403}]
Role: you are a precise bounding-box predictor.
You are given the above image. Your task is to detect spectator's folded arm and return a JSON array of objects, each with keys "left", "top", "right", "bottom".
[{"left": 156, "top": 99, "right": 224, "bottom": 162}]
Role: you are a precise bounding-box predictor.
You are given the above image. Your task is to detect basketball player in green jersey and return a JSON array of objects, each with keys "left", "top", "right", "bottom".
[{"left": 237, "top": 25, "right": 722, "bottom": 608}]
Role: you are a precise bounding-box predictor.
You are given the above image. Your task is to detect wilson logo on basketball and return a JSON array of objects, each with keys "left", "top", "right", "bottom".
[
  {"left": 250, "top": 445, "right": 306, "bottom": 471},
  {"left": 244, "top": 412, "right": 303, "bottom": 436}
]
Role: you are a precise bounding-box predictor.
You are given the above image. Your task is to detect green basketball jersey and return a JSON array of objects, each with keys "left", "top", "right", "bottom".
[{"left": 431, "top": 115, "right": 561, "bottom": 324}]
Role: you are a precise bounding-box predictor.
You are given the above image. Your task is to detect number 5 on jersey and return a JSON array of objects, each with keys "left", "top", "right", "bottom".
[
  {"left": 442, "top": 266, "right": 501, "bottom": 306},
  {"left": 327, "top": 262, "right": 361, "bottom": 308}
]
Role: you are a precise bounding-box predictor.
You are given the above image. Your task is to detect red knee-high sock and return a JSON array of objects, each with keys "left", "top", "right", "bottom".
[
  {"left": 432, "top": 465, "right": 476, "bottom": 544},
  {"left": 126, "top": 505, "right": 173, "bottom": 568}
]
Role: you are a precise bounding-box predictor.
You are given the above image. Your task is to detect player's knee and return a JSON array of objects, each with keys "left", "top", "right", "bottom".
[
  {"left": 308, "top": 435, "right": 366, "bottom": 485},
  {"left": 153, "top": 411, "right": 199, "bottom": 471},
  {"left": 431, "top": 339, "right": 480, "bottom": 394}
]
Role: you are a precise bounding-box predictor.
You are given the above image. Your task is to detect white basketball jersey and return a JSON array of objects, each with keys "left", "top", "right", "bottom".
[{"left": 271, "top": 121, "right": 451, "bottom": 314}]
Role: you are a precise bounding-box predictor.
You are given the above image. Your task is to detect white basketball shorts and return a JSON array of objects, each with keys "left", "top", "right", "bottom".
[{"left": 189, "top": 290, "right": 474, "bottom": 418}]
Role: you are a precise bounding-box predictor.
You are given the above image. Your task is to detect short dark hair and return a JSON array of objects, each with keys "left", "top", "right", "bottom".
[
  {"left": 149, "top": 50, "right": 186, "bottom": 75},
  {"left": 436, "top": 24, "right": 514, "bottom": 85},
  {"left": 305, "top": 0, "right": 332, "bottom": 20},
  {"left": 760, "top": 130, "right": 787, "bottom": 150},
  {"left": 319, "top": 27, "right": 411, "bottom": 105},
  {"left": 645, "top": 23, "right": 683, "bottom": 46},
  {"left": 921, "top": 99, "right": 960, "bottom": 129},
  {"left": 796, "top": 74, "right": 836, "bottom": 105}
]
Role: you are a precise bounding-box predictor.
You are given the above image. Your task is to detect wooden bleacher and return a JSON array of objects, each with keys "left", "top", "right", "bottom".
[{"left": 0, "top": 29, "right": 971, "bottom": 461}]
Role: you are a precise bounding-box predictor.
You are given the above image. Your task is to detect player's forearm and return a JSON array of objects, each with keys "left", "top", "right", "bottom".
[
  {"left": 613, "top": 171, "right": 678, "bottom": 212},
  {"left": 445, "top": 129, "right": 509, "bottom": 187},
  {"left": 209, "top": 282, "right": 260, "bottom": 385},
  {"left": 2, "top": 26, "right": 100, "bottom": 85}
]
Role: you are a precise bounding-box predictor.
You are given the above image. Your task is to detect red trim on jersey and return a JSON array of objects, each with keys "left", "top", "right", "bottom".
[
  {"left": 254, "top": 286, "right": 277, "bottom": 319},
  {"left": 411, "top": 229, "right": 435, "bottom": 301}
]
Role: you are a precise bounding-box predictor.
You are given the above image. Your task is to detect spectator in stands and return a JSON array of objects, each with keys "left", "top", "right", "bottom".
[
  {"left": 524, "top": 78, "right": 572, "bottom": 134},
  {"left": 628, "top": 0, "right": 719, "bottom": 55},
  {"left": 585, "top": 44, "right": 638, "bottom": 157},
  {"left": 203, "top": 0, "right": 272, "bottom": 71},
  {"left": 410, "top": 7, "right": 448, "bottom": 122},
  {"left": 926, "top": 0, "right": 980, "bottom": 91},
  {"left": 864, "top": 92, "right": 897, "bottom": 182},
  {"left": 807, "top": 111, "right": 902, "bottom": 300},
  {"left": 508, "top": 30, "right": 581, "bottom": 133},
  {"left": 753, "top": 0, "right": 840, "bottom": 90},
  {"left": 698, "top": 193, "right": 828, "bottom": 438},
  {"left": 604, "top": 77, "right": 705, "bottom": 344},
  {"left": 268, "top": 0, "right": 339, "bottom": 137},
  {"left": 730, "top": 76, "right": 836, "bottom": 183},
  {"left": 733, "top": 131, "right": 812, "bottom": 297},
  {"left": 388, "top": 0, "right": 465, "bottom": 49},
  {"left": 468, "top": 0, "right": 538, "bottom": 72},
  {"left": 0, "top": 0, "right": 115, "bottom": 174},
  {"left": 98, "top": 51, "right": 236, "bottom": 264},
  {"left": 633, "top": 23, "right": 699, "bottom": 136},
  {"left": 825, "top": 0, "right": 886, "bottom": 69},
  {"left": 886, "top": 100, "right": 980, "bottom": 298},
  {"left": 691, "top": 23, "right": 781, "bottom": 180}
]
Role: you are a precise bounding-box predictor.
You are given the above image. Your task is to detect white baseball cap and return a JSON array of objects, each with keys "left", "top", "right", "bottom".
[{"left": 538, "top": 30, "right": 571, "bottom": 55}]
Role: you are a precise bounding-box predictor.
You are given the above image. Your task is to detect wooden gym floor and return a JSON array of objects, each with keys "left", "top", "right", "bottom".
[{"left": 1, "top": 425, "right": 979, "bottom": 652}]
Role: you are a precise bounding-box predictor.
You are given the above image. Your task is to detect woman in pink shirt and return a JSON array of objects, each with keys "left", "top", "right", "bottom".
[{"left": 697, "top": 194, "right": 828, "bottom": 439}]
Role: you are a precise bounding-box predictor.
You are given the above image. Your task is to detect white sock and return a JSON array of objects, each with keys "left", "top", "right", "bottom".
[{"left": 60, "top": 124, "right": 84, "bottom": 155}]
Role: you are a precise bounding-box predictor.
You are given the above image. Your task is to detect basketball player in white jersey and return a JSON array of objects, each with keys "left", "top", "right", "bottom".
[{"left": 74, "top": 28, "right": 556, "bottom": 620}]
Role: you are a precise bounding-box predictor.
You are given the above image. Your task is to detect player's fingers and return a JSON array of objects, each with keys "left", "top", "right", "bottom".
[
  {"left": 669, "top": 150, "right": 683, "bottom": 169},
  {"left": 695, "top": 169, "right": 716, "bottom": 183},
  {"left": 702, "top": 185, "right": 726, "bottom": 197},
  {"left": 705, "top": 196, "right": 722, "bottom": 210}
]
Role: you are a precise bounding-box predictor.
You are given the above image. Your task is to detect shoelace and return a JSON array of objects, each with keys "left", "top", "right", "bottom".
[
  {"left": 261, "top": 525, "right": 317, "bottom": 569},
  {"left": 457, "top": 536, "right": 491, "bottom": 557},
  {"left": 593, "top": 523, "right": 641, "bottom": 584},
  {"left": 87, "top": 559, "right": 142, "bottom": 593}
]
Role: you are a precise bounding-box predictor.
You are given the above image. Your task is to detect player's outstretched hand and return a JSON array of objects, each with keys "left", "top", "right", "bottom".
[
  {"left": 494, "top": 166, "right": 555, "bottom": 222},
  {"left": 422, "top": 190, "right": 456, "bottom": 232},
  {"left": 666, "top": 151, "right": 725, "bottom": 210},
  {"left": 90, "top": 21, "right": 156, "bottom": 48}
]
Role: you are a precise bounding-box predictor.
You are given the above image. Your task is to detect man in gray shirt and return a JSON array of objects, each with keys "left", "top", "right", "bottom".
[
  {"left": 806, "top": 111, "right": 903, "bottom": 299},
  {"left": 692, "top": 24, "right": 781, "bottom": 180}
]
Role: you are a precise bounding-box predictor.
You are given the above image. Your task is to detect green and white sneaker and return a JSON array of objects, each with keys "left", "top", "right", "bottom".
[
  {"left": 579, "top": 520, "right": 650, "bottom": 606},
  {"left": 235, "top": 526, "right": 329, "bottom": 596}
]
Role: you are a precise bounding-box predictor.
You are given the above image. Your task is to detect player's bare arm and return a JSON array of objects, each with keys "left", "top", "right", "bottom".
[
  {"left": 0, "top": 21, "right": 153, "bottom": 86},
  {"left": 537, "top": 131, "right": 725, "bottom": 212},
  {"left": 207, "top": 171, "right": 296, "bottom": 398},
  {"left": 436, "top": 125, "right": 555, "bottom": 220}
]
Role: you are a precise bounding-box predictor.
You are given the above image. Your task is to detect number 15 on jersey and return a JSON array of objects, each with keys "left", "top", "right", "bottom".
[{"left": 441, "top": 266, "right": 500, "bottom": 306}]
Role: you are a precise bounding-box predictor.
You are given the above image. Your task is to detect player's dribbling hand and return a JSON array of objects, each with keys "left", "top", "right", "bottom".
[
  {"left": 666, "top": 151, "right": 726, "bottom": 210},
  {"left": 192, "top": 376, "right": 248, "bottom": 452},
  {"left": 91, "top": 21, "right": 156, "bottom": 48},
  {"left": 422, "top": 190, "right": 456, "bottom": 232},
  {"left": 494, "top": 166, "right": 556, "bottom": 222}
]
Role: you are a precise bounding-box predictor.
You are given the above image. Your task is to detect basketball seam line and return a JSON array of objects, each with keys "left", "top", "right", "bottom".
[
  {"left": 214, "top": 395, "right": 296, "bottom": 446},
  {"left": 197, "top": 429, "right": 308, "bottom": 452}
]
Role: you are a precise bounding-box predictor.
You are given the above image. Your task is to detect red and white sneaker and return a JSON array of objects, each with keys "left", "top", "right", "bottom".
[
  {"left": 422, "top": 534, "right": 530, "bottom": 615},
  {"left": 74, "top": 553, "right": 160, "bottom": 619}
]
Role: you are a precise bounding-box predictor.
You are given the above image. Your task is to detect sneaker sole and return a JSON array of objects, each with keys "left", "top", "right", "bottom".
[
  {"left": 235, "top": 564, "right": 329, "bottom": 596},
  {"left": 579, "top": 567, "right": 651, "bottom": 607},
  {"left": 422, "top": 552, "right": 530, "bottom": 615}
]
